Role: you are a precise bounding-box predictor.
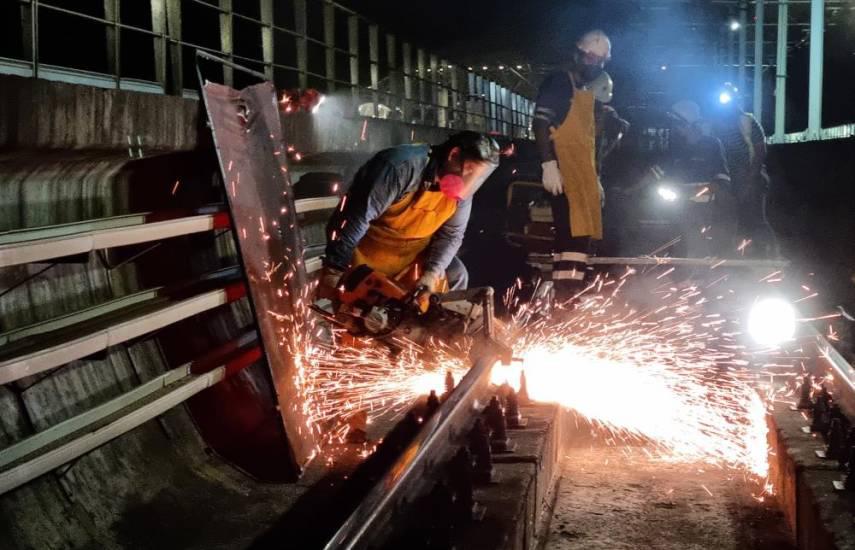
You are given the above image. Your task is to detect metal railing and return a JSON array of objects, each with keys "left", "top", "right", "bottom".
[
  {"left": 723, "top": 0, "right": 855, "bottom": 144},
  {"left": 2, "top": 0, "right": 534, "bottom": 138}
]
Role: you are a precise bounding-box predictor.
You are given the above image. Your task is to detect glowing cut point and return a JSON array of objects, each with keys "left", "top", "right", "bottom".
[
  {"left": 657, "top": 186, "right": 679, "bottom": 202},
  {"left": 719, "top": 91, "right": 733, "bottom": 105},
  {"left": 729, "top": 20, "right": 741, "bottom": 31},
  {"left": 748, "top": 298, "right": 796, "bottom": 347}
]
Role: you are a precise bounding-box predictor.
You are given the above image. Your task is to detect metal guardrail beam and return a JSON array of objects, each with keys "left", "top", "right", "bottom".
[
  {"left": 0, "top": 282, "right": 246, "bottom": 385},
  {"left": 0, "top": 196, "right": 338, "bottom": 267},
  {"left": 0, "top": 212, "right": 230, "bottom": 266}
]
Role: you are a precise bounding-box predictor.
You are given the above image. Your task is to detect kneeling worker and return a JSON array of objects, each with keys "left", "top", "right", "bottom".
[{"left": 317, "top": 131, "right": 500, "bottom": 300}]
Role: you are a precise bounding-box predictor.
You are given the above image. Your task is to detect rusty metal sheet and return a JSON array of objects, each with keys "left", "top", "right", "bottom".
[{"left": 200, "top": 76, "right": 315, "bottom": 471}]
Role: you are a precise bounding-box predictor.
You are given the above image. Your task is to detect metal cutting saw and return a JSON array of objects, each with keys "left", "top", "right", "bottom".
[{"left": 312, "top": 264, "right": 516, "bottom": 364}]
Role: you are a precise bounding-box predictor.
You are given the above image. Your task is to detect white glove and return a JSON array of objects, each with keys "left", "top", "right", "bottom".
[
  {"left": 417, "top": 270, "right": 441, "bottom": 292},
  {"left": 598, "top": 178, "right": 605, "bottom": 208},
  {"left": 541, "top": 160, "right": 564, "bottom": 196},
  {"left": 317, "top": 266, "right": 344, "bottom": 301}
]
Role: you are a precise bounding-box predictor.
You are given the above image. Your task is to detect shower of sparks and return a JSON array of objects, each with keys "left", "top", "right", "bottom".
[
  {"left": 492, "top": 277, "right": 773, "bottom": 478},
  {"left": 291, "top": 266, "right": 789, "bottom": 481},
  {"left": 297, "top": 336, "right": 468, "bottom": 445}
]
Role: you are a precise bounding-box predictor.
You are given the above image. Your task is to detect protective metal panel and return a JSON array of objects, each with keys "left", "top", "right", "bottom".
[{"left": 200, "top": 79, "right": 315, "bottom": 470}]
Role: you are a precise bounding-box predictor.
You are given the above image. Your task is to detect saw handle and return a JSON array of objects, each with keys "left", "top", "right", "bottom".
[{"left": 410, "top": 285, "right": 441, "bottom": 314}]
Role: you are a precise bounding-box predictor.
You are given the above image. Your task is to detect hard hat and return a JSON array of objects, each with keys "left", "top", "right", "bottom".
[
  {"left": 669, "top": 100, "right": 702, "bottom": 125},
  {"left": 577, "top": 30, "right": 612, "bottom": 62},
  {"left": 588, "top": 71, "right": 613, "bottom": 103}
]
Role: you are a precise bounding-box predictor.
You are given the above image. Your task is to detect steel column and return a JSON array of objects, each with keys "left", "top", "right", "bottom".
[
  {"left": 165, "top": 0, "right": 182, "bottom": 93},
  {"left": 738, "top": 1, "right": 747, "bottom": 94},
  {"left": 728, "top": 11, "right": 736, "bottom": 79},
  {"left": 294, "top": 0, "right": 308, "bottom": 89},
  {"left": 104, "top": 0, "right": 120, "bottom": 88},
  {"left": 386, "top": 34, "right": 398, "bottom": 111},
  {"left": 368, "top": 24, "right": 379, "bottom": 117},
  {"left": 417, "top": 49, "right": 426, "bottom": 124},
  {"left": 402, "top": 42, "right": 413, "bottom": 121},
  {"left": 260, "top": 0, "right": 273, "bottom": 81},
  {"left": 150, "top": 0, "right": 167, "bottom": 91},
  {"left": 218, "top": 0, "right": 233, "bottom": 86},
  {"left": 808, "top": 0, "right": 824, "bottom": 138},
  {"left": 348, "top": 15, "right": 359, "bottom": 105},
  {"left": 323, "top": 3, "right": 336, "bottom": 91},
  {"left": 753, "top": 0, "right": 764, "bottom": 119},
  {"left": 774, "top": 0, "right": 789, "bottom": 140}
]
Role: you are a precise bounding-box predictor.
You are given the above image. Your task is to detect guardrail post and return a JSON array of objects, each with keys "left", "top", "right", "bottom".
[
  {"left": 386, "top": 34, "right": 398, "bottom": 117},
  {"left": 151, "top": 0, "right": 167, "bottom": 92},
  {"left": 807, "top": 0, "right": 824, "bottom": 139},
  {"left": 438, "top": 59, "right": 449, "bottom": 128},
  {"left": 165, "top": 0, "right": 182, "bottom": 94},
  {"left": 294, "top": 0, "right": 308, "bottom": 89},
  {"left": 449, "top": 64, "right": 460, "bottom": 129},
  {"left": 774, "top": 0, "right": 788, "bottom": 141},
  {"left": 348, "top": 15, "right": 359, "bottom": 109},
  {"left": 20, "top": 0, "right": 36, "bottom": 75},
  {"left": 753, "top": 0, "right": 764, "bottom": 120},
  {"left": 489, "top": 81, "right": 497, "bottom": 133},
  {"left": 738, "top": 0, "right": 747, "bottom": 95},
  {"left": 219, "top": 0, "right": 233, "bottom": 86},
  {"left": 323, "top": 2, "right": 336, "bottom": 91},
  {"left": 369, "top": 24, "right": 379, "bottom": 117},
  {"left": 429, "top": 54, "right": 439, "bottom": 126},
  {"left": 104, "top": 0, "right": 120, "bottom": 88},
  {"left": 417, "top": 48, "right": 426, "bottom": 124},
  {"left": 260, "top": 0, "right": 273, "bottom": 81},
  {"left": 402, "top": 42, "right": 413, "bottom": 123}
]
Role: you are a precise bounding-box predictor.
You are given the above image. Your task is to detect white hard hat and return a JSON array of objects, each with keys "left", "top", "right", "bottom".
[
  {"left": 669, "top": 100, "right": 702, "bottom": 125},
  {"left": 577, "top": 30, "right": 612, "bottom": 61},
  {"left": 588, "top": 71, "right": 613, "bottom": 103}
]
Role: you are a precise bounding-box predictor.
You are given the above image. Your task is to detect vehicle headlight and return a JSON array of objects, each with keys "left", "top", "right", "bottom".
[
  {"left": 656, "top": 186, "right": 679, "bottom": 202},
  {"left": 747, "top": 297, "right": 796, "bottom": 347}
]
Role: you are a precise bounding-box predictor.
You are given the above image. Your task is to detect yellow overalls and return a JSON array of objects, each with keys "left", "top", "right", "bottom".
[
  {"left": 352, "top": 187, "right": 457, "bottom": 289},
  {"left": 550, "top": 80, "right": 602, "bottom": 240}
]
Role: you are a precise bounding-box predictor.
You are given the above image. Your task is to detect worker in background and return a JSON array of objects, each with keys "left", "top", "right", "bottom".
[
  {"left": 317, "top": 131, "right": 500, "bottom": 301},
  {"left": 664, "top": 100, "right": 735, "bottom": 256},
  {"left": 534, "top": 29, "right": 612, "bottom": 300},
  {"left": 712, "top": 83, "right": 779, "bottom": 258},
  {"left": 590, "top": 71, "right": 630, "bottom": 173}
]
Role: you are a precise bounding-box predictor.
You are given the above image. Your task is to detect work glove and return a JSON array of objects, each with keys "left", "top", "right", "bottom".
[
  {"left": 541, "top": 160, "right": 564, "bottom": 196},
  {"left": 316, "top": 265, "right": 344, "bottom": 302},
  {"left": 413, "top": 270, "right": 441, "bottom": 314},
  {"left": 598, "top": 178, "right": 605, "bottom": 208}
]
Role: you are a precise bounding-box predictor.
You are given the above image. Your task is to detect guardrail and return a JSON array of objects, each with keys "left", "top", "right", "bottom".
[
  {"left": 0, "top": 193, "right": 338, "bottom": 494},
  {"left": 2, "top": 0, "right": 534, "bottom": 138}
]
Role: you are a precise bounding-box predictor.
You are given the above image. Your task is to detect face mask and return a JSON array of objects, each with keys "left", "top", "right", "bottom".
[
  {"left": 579, "top": 63, "right": 605, "bottom": 84},
  {"left": 439, "top": 173, "right": 466, "bottom": 200}
]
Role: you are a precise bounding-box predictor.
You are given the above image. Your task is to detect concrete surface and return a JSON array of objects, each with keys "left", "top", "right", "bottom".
[
  {"left": 544, "top": 444, "right": 795, "bottom": 550},
  {"left": 769, "top": 401, "right": 855, "bottom": 550}
]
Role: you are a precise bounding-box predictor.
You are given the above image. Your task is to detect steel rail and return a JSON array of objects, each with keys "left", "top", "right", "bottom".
[{"left": 323, "top": 353, "right": 499, "bottom": 550}]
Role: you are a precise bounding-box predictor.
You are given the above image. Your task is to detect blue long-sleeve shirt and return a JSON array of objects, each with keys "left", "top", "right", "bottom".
[{"left": 324, "top": 144, "right": 471, "bottom": 275}]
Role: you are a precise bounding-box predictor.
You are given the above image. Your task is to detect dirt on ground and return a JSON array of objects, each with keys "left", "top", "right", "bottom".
[{"left": 543, "top": 445, "right": 795, "bottom": 550}]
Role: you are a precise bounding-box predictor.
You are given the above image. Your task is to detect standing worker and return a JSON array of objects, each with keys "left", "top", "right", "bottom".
[
  {"left": 534, "top": 29, "right": 613, "bottom": 300},
  {"left": 712, "top": 83, "right": 779, "bottom": 258},
  {"left": 665, "top": 100, "right": 734, "bottom": 257},
  {"left": 316, "top": 131, "right": 500, "bottom": 301}
]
